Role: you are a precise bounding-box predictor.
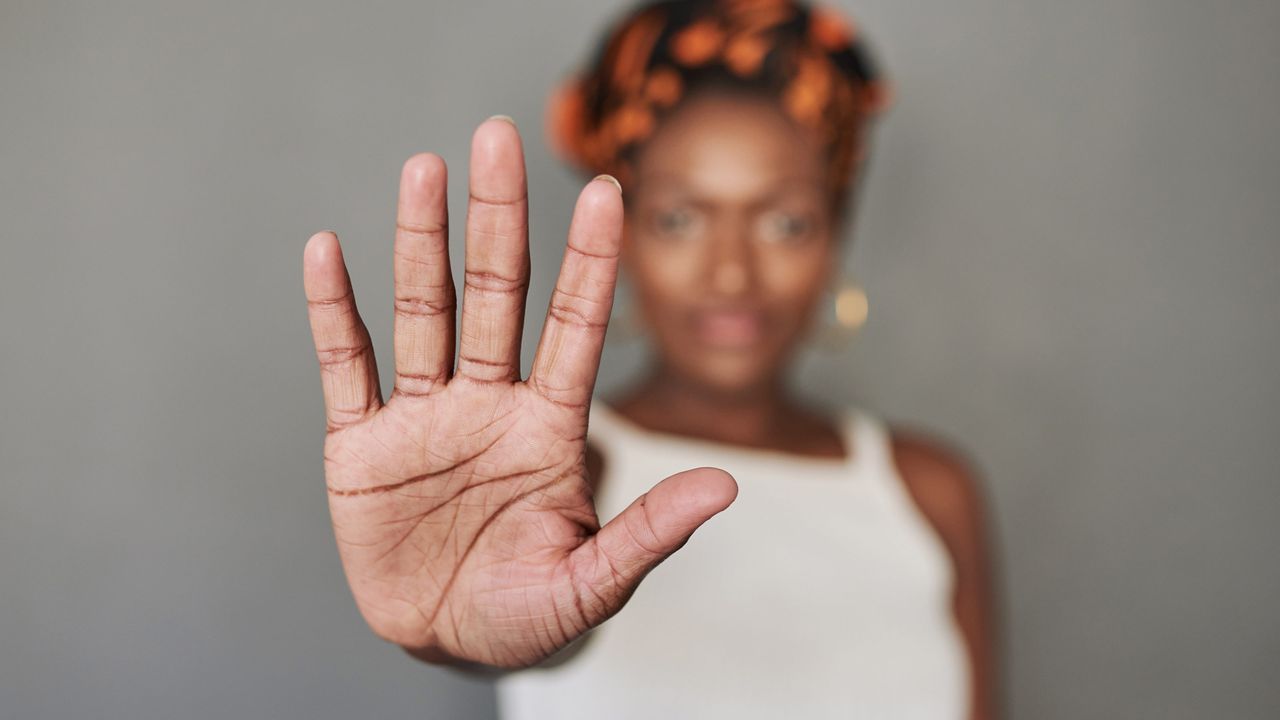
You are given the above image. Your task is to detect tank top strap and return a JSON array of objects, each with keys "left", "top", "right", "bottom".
[{"left": 843, "top": 407, "right": 898, "bottom": 483}]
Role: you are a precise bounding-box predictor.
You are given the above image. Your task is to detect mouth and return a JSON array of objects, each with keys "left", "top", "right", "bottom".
[{"left": 690, "top": 307, "right": 767, "bottom": 349}]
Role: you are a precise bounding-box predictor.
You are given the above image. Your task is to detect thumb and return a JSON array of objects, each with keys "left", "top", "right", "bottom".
[{"left": 568, "top": 467, "right": 737, "bottom": 627}]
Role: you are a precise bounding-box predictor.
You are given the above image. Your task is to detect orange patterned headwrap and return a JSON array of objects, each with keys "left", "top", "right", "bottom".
[{"left": 548, "top": 0, "right": 891, "bottom": 204}]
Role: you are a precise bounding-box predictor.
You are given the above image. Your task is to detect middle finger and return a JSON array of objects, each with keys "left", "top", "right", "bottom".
[{"left": 457, "top": 116, "right": 530, "bottom": 384}]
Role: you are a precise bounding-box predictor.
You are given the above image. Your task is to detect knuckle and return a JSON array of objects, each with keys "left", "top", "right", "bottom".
[
  {"left": 528, "top": 378, "right": 590, "bottom": 412},
  {"left": 547, "top": 290, "right": 608, "bottom": 330},
  {"left": 307, "top": 289, "right": 355, "bottom": 311},
  {"left": 631, "top": 496, "right": 668, "bottom": 555},
  {"left": 323, "top": 404, "right": 372, "bottom": 432},
  {"left": 394, "top": 294, "right": 454, "bottom": 318},
  {"left": 316, "top": 343, "right": 370, "bottom": 367},
  {"left": 393, "top": 372, "right": 446, "bottom": 397},
  {"left": 566, "top": 242, "right": 620, "bottom": 261},
  {"left": 468, "top": 192, "right": 525, "bottom": 209},
  {"left": 456, "top": 354, "right": 515, "bottom": 383},
  {"left": 396, "top": 220, "right": 448, "bottom": 239},
  {"left": 463, "top": 269, "right": 527, "bottom": 295},
  {"left": 393, "top": 247, "right": 450, "bottom": 272}
]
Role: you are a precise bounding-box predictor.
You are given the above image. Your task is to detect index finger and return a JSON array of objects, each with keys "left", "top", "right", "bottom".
[{"left": 527, "top": 175, "right": 623, "bottom": 410}]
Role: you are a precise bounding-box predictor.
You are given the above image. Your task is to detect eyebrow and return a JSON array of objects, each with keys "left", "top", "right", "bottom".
[{"left": 632, "top": 173, "right": 827, "bottom": 204}]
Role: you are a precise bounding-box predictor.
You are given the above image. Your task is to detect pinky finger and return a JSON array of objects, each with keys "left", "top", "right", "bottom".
[{"left": 303, "top": 231, "right": 382, "bottom": 430}]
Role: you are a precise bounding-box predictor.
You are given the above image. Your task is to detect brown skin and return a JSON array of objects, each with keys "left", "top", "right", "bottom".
[
  {"left": 302, "top": 96, "right": 996, "bottom": 715},
  {"left": 593, "top": 90, "right": 999, "bottom": 719},
  {"left": 303, "top": 118, "right": 738, "bottom": 670}
]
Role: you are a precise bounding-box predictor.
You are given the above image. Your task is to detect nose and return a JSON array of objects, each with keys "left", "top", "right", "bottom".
[
  {"left": 713, "top": 263, "right": 748, "bottom": 295},
  {"left": 707, "top": 218, "right": 754, "bottom": 296}
]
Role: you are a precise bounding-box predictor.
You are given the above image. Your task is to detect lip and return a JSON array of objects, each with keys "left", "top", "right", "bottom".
[{"left": 690, "top": 307, "right": 767, "bottom": 349}]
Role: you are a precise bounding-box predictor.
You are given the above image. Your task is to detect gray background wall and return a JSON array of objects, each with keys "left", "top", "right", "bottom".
[{"left": 2, "top": 0, "right": 1277, "bottom": 717}]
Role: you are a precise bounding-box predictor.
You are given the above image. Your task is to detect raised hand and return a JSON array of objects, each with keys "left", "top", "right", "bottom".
[{"left": 302, "top": 117, "right": 737, "bottom": 669}]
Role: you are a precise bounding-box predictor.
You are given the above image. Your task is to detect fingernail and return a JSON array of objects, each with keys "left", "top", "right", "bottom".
[
  {"left": 593, "top": 174, "right": 622, "bottom": 194},
  {"left": 487, "top": 114, "right": 516, "bottom": 126}
]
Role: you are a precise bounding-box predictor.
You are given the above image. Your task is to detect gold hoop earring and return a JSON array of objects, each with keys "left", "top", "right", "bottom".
[{"left": 816, "top": 279, "right": 869, "bottom": 350}]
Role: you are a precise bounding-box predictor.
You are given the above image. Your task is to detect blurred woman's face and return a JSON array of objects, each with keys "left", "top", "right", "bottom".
[{"left": 623, "top": 90, "right": 839, "bottom": 394}]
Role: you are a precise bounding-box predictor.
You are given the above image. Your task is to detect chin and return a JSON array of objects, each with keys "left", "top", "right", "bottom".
[{"left": 678, "top": 352, "right": 778, "bottom": 397}]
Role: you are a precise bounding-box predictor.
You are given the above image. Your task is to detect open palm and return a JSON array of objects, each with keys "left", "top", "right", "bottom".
[{"left": 303, "top": 118, "right": 736, "bottom": 669}]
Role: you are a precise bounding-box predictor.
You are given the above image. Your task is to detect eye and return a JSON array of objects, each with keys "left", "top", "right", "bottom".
[
  {"left": 651, "top": 207, "right": 700, "bottom": 238},
  {"left": 758, "top": 210, "right": 815, "bottom": 244}
]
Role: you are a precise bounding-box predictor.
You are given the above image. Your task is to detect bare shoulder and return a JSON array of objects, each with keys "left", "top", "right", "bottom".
[
  {"left": 888, "top": 429, "right": 988, "bottom": 552},
  {"left": 890, "top": 428, "right": 999, "bottom": 716}
]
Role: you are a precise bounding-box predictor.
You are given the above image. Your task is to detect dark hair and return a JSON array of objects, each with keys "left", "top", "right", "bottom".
[{"left": 547, "top": 0, "right": 891, "bottom": 207}]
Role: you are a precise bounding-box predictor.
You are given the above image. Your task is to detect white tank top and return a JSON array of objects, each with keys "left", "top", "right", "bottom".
[{"left": 496, "top": 403, "right": 970, "bottom": 719}]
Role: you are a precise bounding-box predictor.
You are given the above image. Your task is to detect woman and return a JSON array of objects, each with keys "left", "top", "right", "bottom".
[{"left": 301, "top": 0, "right": 996, "bottom": 717}]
